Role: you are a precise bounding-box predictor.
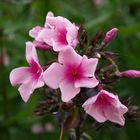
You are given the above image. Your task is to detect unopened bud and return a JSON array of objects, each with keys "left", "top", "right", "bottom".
[
  {"left": 94, "top": 0, "right": 103, "bottom": 6},
  {"left": 0, "top": 48, "right": 9, "bottom": 66},
  {"left": 31, "top": 123, "right": 44, "bottom": 134},
  {"left": 102, "top": 28, "right": 118, "bottom": 48},
  {"left": 116, "top": 70, "right": 140, "bottom": 78},
  {"left": 95, "top": 53, "right": 101, "bottom": 58}
]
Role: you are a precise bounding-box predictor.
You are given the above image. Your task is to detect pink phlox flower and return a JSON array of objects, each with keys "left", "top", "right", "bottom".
[
  {"left": 82, "top": 90, "right": 128, "bottom": 126},
  {"left": 31, "top": 11, "right": 79, "bottom": 52},
  {"left": 9, "top": 42, "right": 44, "bottom": 102},
  {"left": 43, "top": 47, "right": 99, "bottom": 102}
]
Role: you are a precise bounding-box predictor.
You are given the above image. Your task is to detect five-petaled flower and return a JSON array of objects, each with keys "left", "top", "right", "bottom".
[
  {"left": 43, "top": 47, "right": 99, "bottom": 102},
  {"left": 29, "top": 11, "right": 79, "bottom": 52},
  {"left": 82, "top": 90, "right": 128, "bottom": 126},
  {"left": 9, "top": 42, "right": 44, "bottom": 102}
]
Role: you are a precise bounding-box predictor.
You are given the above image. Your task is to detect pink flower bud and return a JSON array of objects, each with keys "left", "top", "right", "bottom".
[
  {"left": 31, "top": 123, "right": 44, "bottom": 134},
  {"left": 94, "top": 0, "right": 103, "bottom": 6},
  {"left": 45, "top": 123, "right": 54, "bottom": 132},
  {"left": 0, "top": 48, "right": 9, "bottom": 66},
  {"left": 119, "top": 70, "right": 140, "bottom": 78},
  {"left": 104, "top": 28, "right": 118, "bottom": 44}
]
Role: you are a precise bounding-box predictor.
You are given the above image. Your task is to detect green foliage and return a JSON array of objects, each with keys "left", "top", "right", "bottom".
[{"left": 0, "top": 0, "right": 140, "bottom": 139}]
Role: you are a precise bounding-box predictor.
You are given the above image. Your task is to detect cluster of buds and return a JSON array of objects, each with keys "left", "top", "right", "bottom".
[{"left": 9, "top": 11, "right": 140, "bottom": 139}]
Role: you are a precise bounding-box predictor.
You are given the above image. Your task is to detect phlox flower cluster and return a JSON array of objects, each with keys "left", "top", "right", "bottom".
[{"left": 10, "top": 11, "right": 140, "bottom": 127}]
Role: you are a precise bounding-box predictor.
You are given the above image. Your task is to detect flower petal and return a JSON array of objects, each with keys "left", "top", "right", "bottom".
[
  {"left": 29, "top": 26, "right": 43, "bottom": 38},
  {"left": 26, "top": 42, "right": 39, "bottom": 65},
  {"left": 66, "top": 24, "right": 79, "bottom": 47},
  {"left": 52, "top": 40, "right": 68, "bottom": 52},
  {"left": 9, "top": 67, "right": 31, "bottom": 86},
  {"left": 82, "top": 56, "right": 98, "bottom": 77},
  {"left": 75, "top": 77, "right": 99, "bottom": 88},
  {"left": 84, "top": 103, "right": 107, "bottom": 122},
  {"left": 103, "top": 105, "right": 125, "bottom": 126},
  {"left": 47, "top": 11, "right": 54, "bottom": 17},
  {"left": 58, "top": 47, "right": 82, "bottom": 66},
  {"left": 59, "top": 80, "right": 80, "bottom": 102},
  {"left": 36, "top": 28, "right": 55, "bottom": 46},
  {"left": 120, "top": 103, "right": 128, "bottom": 114},
  {"left": 46, "top": 16, "right": 71, "bottom": 30},
  {"left": 43, "top": 63, "right": 64, "bottom": 89},
  {"left": 18, "top": 79, "right": 44, "bottom": 102},
  {"left": 82, "top": 95, "right": 98, "bottom": 107}
]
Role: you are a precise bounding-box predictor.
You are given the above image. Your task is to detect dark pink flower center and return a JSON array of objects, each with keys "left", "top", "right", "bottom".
[
  {"left": 96, "top": 93, "right": 115, "bottom": 107},
  {"left": 57, "top": 28, "right": 68, "bottom": 45},
  {"left": 29, "top": 60, "right": 42, "bottom": 79},
  {"left": 65, "top": 65, "right": 84, "bottom": 82}
]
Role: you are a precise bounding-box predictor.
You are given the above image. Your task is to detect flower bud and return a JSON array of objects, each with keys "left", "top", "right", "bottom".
[
  {"left": 31, "top": 123, "right": 44, "bottom": 134},
  {"left": 104, "top": 28, "right": 118, "bottom": 45},
  {"left": 117, "top": 70, "right": 140, "bottom": 78},
  {"left": 94, "top": 0, "right": 103, "bottom": 6},
  {"left": 0, "top": 48, "right": 9, "bottom": 67},
  {"left": 45, "top": 122, "right": 54, "bottom": 132}
]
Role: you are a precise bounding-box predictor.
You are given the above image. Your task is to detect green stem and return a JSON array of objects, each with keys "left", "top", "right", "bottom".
[
  {"left": 59, "top": 121, "right": 64, "bottom": 140},
  {"left": 75, "top": 128, "right": 80, "bottom": 140}
]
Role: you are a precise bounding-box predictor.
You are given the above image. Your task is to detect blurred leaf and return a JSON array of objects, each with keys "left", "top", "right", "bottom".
[{"left": 85, "top": 12, "right": 113, "bottom": 29}]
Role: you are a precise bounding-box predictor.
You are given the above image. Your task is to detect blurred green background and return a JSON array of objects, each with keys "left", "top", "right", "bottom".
[{"left": 0, "top": 0, "right": 140, "bottom": 139}]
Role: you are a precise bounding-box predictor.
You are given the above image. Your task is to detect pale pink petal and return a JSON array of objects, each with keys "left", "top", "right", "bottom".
[
  {"left": 119, "top": 104, "right": 128, "bottom": 114},
  {"left": 18, "top": 79, "right": 44, "bottom": 102},
  {"left": 9, "top": 67, "right": 31, "bottom": 86},
  {"left": 82, "top": 95, "right": 107, "bottom": 122},
  {"left": 35, "top": 78, "right": 44, "bottom": 88},
  {"left": 26, "top": 42, "right": 39, "bottom": 65},
  {"left": 99, "top": 90, "right": 128, "bottom": 125},
  {"left": 74, "top": 77, "right": 99, "bottom": 88},
  {"left": 52, "top": 40, "right": 68, "bottom": 52},
  {"left": 85, "top": 103, "right": 107, "bottom": 122},
  {"left": 103, "top": 105, "right": 125, "bottom": 126},
  {"left": 58, "top": 47, "right": 82, "bottom": 66},
  {"left": 18, "top": 81, "right": 35, "bottom": 102},
  {"left": 36, "top": 28, "right": 56, "bottom": 46},
  {"left": 82, "top": 95, "right": 98, "bottom": 107},
  {"left": 46, "top": 16, "right": 71, "bottom": 30},
  {"left": 43, "top": 63, "right": 64, "bottom": 89},
  {"left": 59, "top": 80, "right": 80, "bottom": 102},
  {"left": 82, "top": 56, "right": 98, "bottom": 77},
  {"left": 47, "top": 11, "right": 54, "bottom": 17},
  {"left": 44, "top": 12, "right": 54, "bottom": 28},
  {"left": 66, "top": 25, "right": 79, "bottom": 47},
  {"left": 29, "top": 26, "right": 43, "bottom": 38}
]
